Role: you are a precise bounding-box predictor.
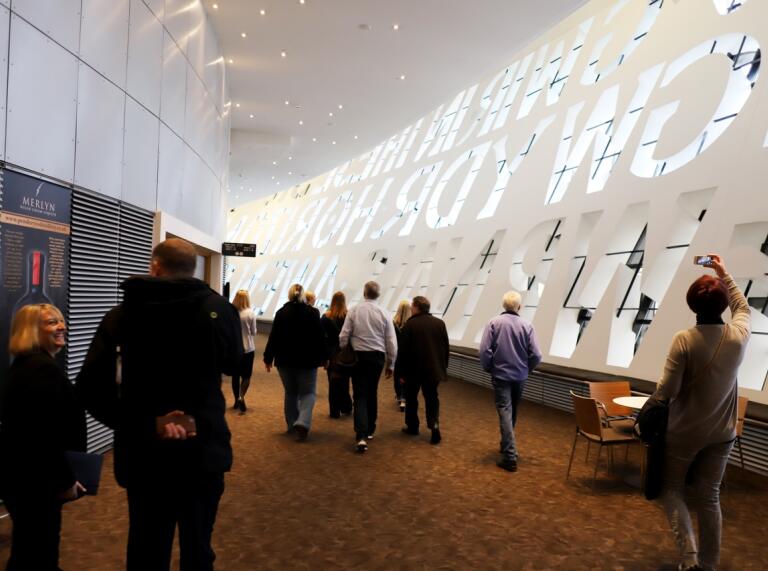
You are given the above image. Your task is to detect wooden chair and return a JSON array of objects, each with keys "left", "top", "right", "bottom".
[
  {"left": 567, "top": 391, "right": 637, "bottom": 488},
  {"left": 588, "top": 381, "right": 634, "bottom": 432},
  {"left": 735, "top": 395, "right": 748, "bottom": 469}
]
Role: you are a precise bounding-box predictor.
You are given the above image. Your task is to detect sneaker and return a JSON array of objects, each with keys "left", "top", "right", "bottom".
[
  {"left": 367, "top": 433, "right": 375, "bottom": 440},
  {"left": 356, "top": 439, "right": 368, "bottom": 453},
  {"left": 294, "top": 425, "right": 308, "bottom": 442},
  {"left": 497, "top": 459, "right": 518, "bottom": 472},
  {"left": 399, "top": 400, "right": 406, "bottom": 412},
  {"left": 401, "top": 427, "right": 419, "bottom": 436},
  {"left": 430, "top": 428, "right": 442, "bottom": 445}
]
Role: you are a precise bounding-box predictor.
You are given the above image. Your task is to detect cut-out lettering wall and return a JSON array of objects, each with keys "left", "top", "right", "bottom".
[{"left": 227, "top": 0, "right": 768, "bottom": 404}]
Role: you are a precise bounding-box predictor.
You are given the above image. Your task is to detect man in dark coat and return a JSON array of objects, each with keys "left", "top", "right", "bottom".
[
  {"left": 77, "top": 238, "right": 243, "bottom": 571},
  {"left": 397, "top": 296, "right": 449, "bottom": 444}
]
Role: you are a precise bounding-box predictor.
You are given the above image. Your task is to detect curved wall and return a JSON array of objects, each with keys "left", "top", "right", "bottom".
[
  {"left": 227, "top": 0, "right": 768, "bottom": 403},
  {"left": 0, "top": 0, "right": 229, "bottom": 238}
]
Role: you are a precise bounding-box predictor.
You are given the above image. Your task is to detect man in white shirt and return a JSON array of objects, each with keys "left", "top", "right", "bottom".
[{"left": 339, "top": 281, "right": 398, "bottom": 453}]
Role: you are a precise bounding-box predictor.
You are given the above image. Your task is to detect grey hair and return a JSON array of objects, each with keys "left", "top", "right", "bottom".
[
  {"left": 288, "top": 283, "right": 305, "bottom": 303},
  {"left": 502, "top": 290, "right": 522, "bottom": 312},
  {"left": 363, "top": 281, "right": 380, "bottom": 300}
]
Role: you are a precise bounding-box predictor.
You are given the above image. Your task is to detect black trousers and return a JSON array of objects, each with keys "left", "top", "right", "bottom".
[
  {"left": 3, "top": 493, "right": 63, "bottom": 571},
  {"left": 126, "top": 472, "right": 225, "bottom": 571},
  {"left": 351, "top": 351, "right": 385, "bottom": 440},
  {"left": 404, "top": 378, "right": 440, "bottom": 431},
  {"left": 327, "top": 367, "right": 352, "bottom": 417},
  {"left": 231, "top": 351, "right": 255, "bottom": 401}
]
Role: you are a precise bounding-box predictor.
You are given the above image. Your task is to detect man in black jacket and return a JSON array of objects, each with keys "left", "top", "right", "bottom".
[
  {"left": 77, "top": 238, "right": 243, "bottom": 571},
  {"left": 397, "top": 296, "right": 449, "bottom": 445}
]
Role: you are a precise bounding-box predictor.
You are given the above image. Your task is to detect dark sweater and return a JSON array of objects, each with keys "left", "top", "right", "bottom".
[
  {"left": 264, "top": 301, "right": 328, "bottom": 368},
  {"left": 0, "top": 351, "right": 86, "bottom": 497},
  {"left": 397, "top": 312, "right": 450, "bottom": 383}
]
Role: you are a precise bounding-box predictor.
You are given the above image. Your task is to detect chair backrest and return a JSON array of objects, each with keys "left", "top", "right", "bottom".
[
  {"left": 571, "top": 391, "right": 603, "bottom": 439},
  {"left": 588, "top": 381, "right": 632, "bottom": 416},
  {"left": 736, "top": 395, "right": 748, "bottom": 437}
]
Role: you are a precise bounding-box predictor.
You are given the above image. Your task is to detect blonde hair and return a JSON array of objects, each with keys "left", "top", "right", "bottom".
[
  {"left": 233, "top": 290, "right": 251, "bottom": 311},
  {"left": 325, "top": 291, "right": 347, "bottom": 320},
  {"left": 287, "top": 283, "right": 305, "bottom": 303},
  {"left": 305, "top": 290, "right": 316, "bottom": 307},
  {"left": 9, "top": 304, "right": 65, "bottom": 356},
  {"left": 393, "top": 300, "right": 411, "bottom": 329},
  {"left": 502, "top": 291, "right": 522, "bottom": 312}
]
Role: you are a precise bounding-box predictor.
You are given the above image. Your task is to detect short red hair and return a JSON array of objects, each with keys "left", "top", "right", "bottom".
[{"left": 686, "top": 275, "right": 728, "bottom": 316}]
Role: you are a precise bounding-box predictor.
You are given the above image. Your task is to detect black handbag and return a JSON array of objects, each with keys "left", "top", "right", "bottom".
[
  {"left": 635, "top": 328, "right": 727, "bottom": 500},
  {"left": 335, "top": 345, "right": 357, "bottom": 369}
]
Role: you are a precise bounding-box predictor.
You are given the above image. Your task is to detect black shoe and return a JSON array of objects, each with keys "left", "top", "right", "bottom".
[
  {"left": 238, "top": 399, "right": 247, "bottom": 413},
  {"left": 294, "top": 425, "right": 308, "bottom": 442},
  {"left": 497, "top": 459, "right": 518, "bottom": 472},
  {"left": 402, "top": 427, "right": 419, "bottom": 436},
  {"left": 430, "top": 428, "right": 442, "bottom": 445},
  {"left": 356, "top": 439, "right": 368, "bottom": 453},
  {"left": 232, "top": 401, "right": 240, "bottom": 410}
]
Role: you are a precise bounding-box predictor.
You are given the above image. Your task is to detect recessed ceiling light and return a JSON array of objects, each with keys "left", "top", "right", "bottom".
[
  {"left": 248, "top": 189, "right": 253, "bottom": 192},
  {"left": 213, "top": 3, "right": 218, "bottom": 9},
  {"left": 328, "top": 112, "right": 333, "bottom": 117},
  {"left": 312, "top": 137, "right": 317, "bottom": 142},
  {"left": 272, "top": 161, "right": 277, "bottom": 165},
  {"left": 240, "top": 186, "right": 244, "bottom": 190},
  {"left": 227, "top": 188, "right": 231, "bottom": 193},
  {"left": 272, "top": 176, "right": 275, "bottom": 180},
  {"left": 260, "top": 9, "right": 266, "bottom": 15},
  {"left": 338, "top": 104, "right": 343, "bottom": 110},
  {"left": 299, "top": 0, "right": 305, "bottom": 4},
  {"left": 332, "top": 141, "right": 336, "bottom": 145},
  {"left": 228, "top": 58, "right": 234, "bottom": 64},
  {"left": 354, "top": 135, "right": 358, "bottom": 140},
  {"left": 288, "top": 156, "right": 293, "bottom": 160},
  {"left": 284, "top": 100, "right": 290, "bottom": 106},
  {"left": 281, "top": 50, "right": 287, "bottom": 58},
  {"left": 235, "top": 103, "right": 240, "bottom": 107},
  {"left": 298, "top": 120, "right": 303, "bottom": 125},
  {"left": 399, "top": 74, "right": 406, "bottom": 80},
  {"left": 393, "top": 24, "right": 400, "bottom": 31},
  {"left": 249, "top": 113, "right": 254, "bottom": 118},
  {"left": 235, "top": 195, "right": 239, "bottom": 198},
  {"left": 241, "top": 32, "right": 247, "bottom": 38},
  {"left": 288, "top": 171, "right": 292, "bottom": 175}
]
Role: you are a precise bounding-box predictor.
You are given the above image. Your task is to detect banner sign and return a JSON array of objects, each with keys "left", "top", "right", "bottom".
[
  {"left": 222, "top": 242, "right": 257, "bottom": 257},
  {"left": 0, "top": 169, "right": 72, "bottom": 389}
]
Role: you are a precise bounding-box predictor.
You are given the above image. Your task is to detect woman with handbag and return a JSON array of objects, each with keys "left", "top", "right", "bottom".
[
  {"left": 0, "top": 304, "right": 87, "bottom": 570},
  {"left": 231, "top": 290, "right": 258, "bottom": 413},
  {"left": 321, "top": 291, "right": 353, "bottom": 418},
  {"left": 652, "top": 255, "right": 750, "bottom": 571}
]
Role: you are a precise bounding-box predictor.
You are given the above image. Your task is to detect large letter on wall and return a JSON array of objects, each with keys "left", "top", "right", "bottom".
[{"left": 631, "top": 34, "right": 761, "bottom": 178}]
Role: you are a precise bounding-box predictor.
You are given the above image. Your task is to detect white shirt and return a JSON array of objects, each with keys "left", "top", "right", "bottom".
[
  {"left": 239, "top": 308, "right": 258, "bottom": 354},
  {"left": 339, "top": 299, "right": 398, "bottom": 370}
]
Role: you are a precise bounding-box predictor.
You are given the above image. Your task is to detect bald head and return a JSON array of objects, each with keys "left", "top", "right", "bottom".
[{"left": 150, "top": 238, "right": 197, "bottom": 278}]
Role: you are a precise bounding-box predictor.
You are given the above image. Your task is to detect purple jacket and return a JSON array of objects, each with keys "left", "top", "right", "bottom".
[{"left": 479, "top": 311, "right": 541, "bottom": 382}]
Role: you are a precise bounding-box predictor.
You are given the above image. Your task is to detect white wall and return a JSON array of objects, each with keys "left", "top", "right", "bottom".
[
  {"left": 227, "top": 0, "right": 768, "bottom": 404},
  {"left": 1, "top": 0, "right": 229, "bottom": 238}
]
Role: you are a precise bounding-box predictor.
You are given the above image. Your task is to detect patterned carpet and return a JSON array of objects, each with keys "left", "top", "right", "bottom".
[{"left": 1, "top": 341, "right": 766, "bottom": 569}]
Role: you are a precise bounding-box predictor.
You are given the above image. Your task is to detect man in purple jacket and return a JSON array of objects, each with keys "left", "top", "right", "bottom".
[{"left": 479, "top": 291, "right": 542, "bottom": 472}]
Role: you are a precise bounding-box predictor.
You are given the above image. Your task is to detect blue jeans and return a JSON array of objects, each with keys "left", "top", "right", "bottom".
[
  {"left": 278, "top": 367, "right": 318, "bottom": 431},
  {"left": 660, "top": 438, "right": 734, "bottom": 571},
  {"left": 492, "top": 379, "right": 525, "bottom": 462}
]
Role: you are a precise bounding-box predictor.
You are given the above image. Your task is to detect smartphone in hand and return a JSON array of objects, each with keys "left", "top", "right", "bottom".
[
  {"left": 694, "top": 255, "right": 712, "bottom": 266},
  {"left": 155, "top": 413, "right": 197, "bottom": 438}
]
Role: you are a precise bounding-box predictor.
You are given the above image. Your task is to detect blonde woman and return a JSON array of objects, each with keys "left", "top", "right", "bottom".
[
  {"left": 0, "top": 304, "right": 86, "bottom": 569},
  {"left": 321, "top": 291, "right": 352, "bottom": 417},
  {"left": 232, "top": 290, "right": 259, "bottom": 413},
  {"left": 392, "top": 300, "right": 412, "bottom": 411}
]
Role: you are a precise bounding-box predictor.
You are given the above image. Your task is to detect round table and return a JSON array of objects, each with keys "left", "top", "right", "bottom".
[{"left": 612, "top": 396, "right": 648, "bottom": 410}]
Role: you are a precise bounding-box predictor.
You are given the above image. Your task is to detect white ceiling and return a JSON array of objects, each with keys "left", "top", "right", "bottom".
[{"left": 206, "top": 0, "right": 588, "bottom": 206}]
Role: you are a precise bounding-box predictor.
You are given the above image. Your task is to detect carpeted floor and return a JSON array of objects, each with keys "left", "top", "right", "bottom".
[{"left": 1, "top": 336, "right": 767, "bottom": 570}]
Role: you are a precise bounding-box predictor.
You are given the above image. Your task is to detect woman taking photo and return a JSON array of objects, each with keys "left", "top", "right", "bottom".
[
  {"left": 263, "top": 284, "right": 328, "bottom": 441},
  {"left": 653, "top": 255, "right": 750, "bottom": 571},
  {"left": 0, "top": 304, "right": 86, "bottom": 570},
  {"left": 232, "top": 290, "right": 258, "bottom": 413},
  {"left": 321, "top": 291, "right": 352, "bottom": 418},
  {"left": 392, "top": 300, "right": 412, "bottom": 412}
]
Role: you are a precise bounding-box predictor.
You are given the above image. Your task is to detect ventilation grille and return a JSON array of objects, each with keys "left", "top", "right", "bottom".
[
  {"left": 447, "top": 351, "right": 768, "bottom": 476},
  {"left": 67, "top": 191, "right": 154, "bottom": 453}
]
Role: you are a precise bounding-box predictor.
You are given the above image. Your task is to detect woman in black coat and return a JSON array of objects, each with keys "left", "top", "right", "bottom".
[
  {"left": 0, "top": 303, "right": 87, "bottom": 570},
  {"left": 320, "top": 291, "right": 353, "bottom": 418}
]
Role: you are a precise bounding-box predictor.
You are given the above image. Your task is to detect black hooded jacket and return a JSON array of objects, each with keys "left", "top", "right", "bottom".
[{"left": 76, "top": 276, "right": 243, "bottom": 487}]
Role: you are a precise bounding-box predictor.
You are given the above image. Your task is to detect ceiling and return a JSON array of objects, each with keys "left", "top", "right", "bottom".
[{"left": 205, "top": 0, "right": 588, "bottom": 207}]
